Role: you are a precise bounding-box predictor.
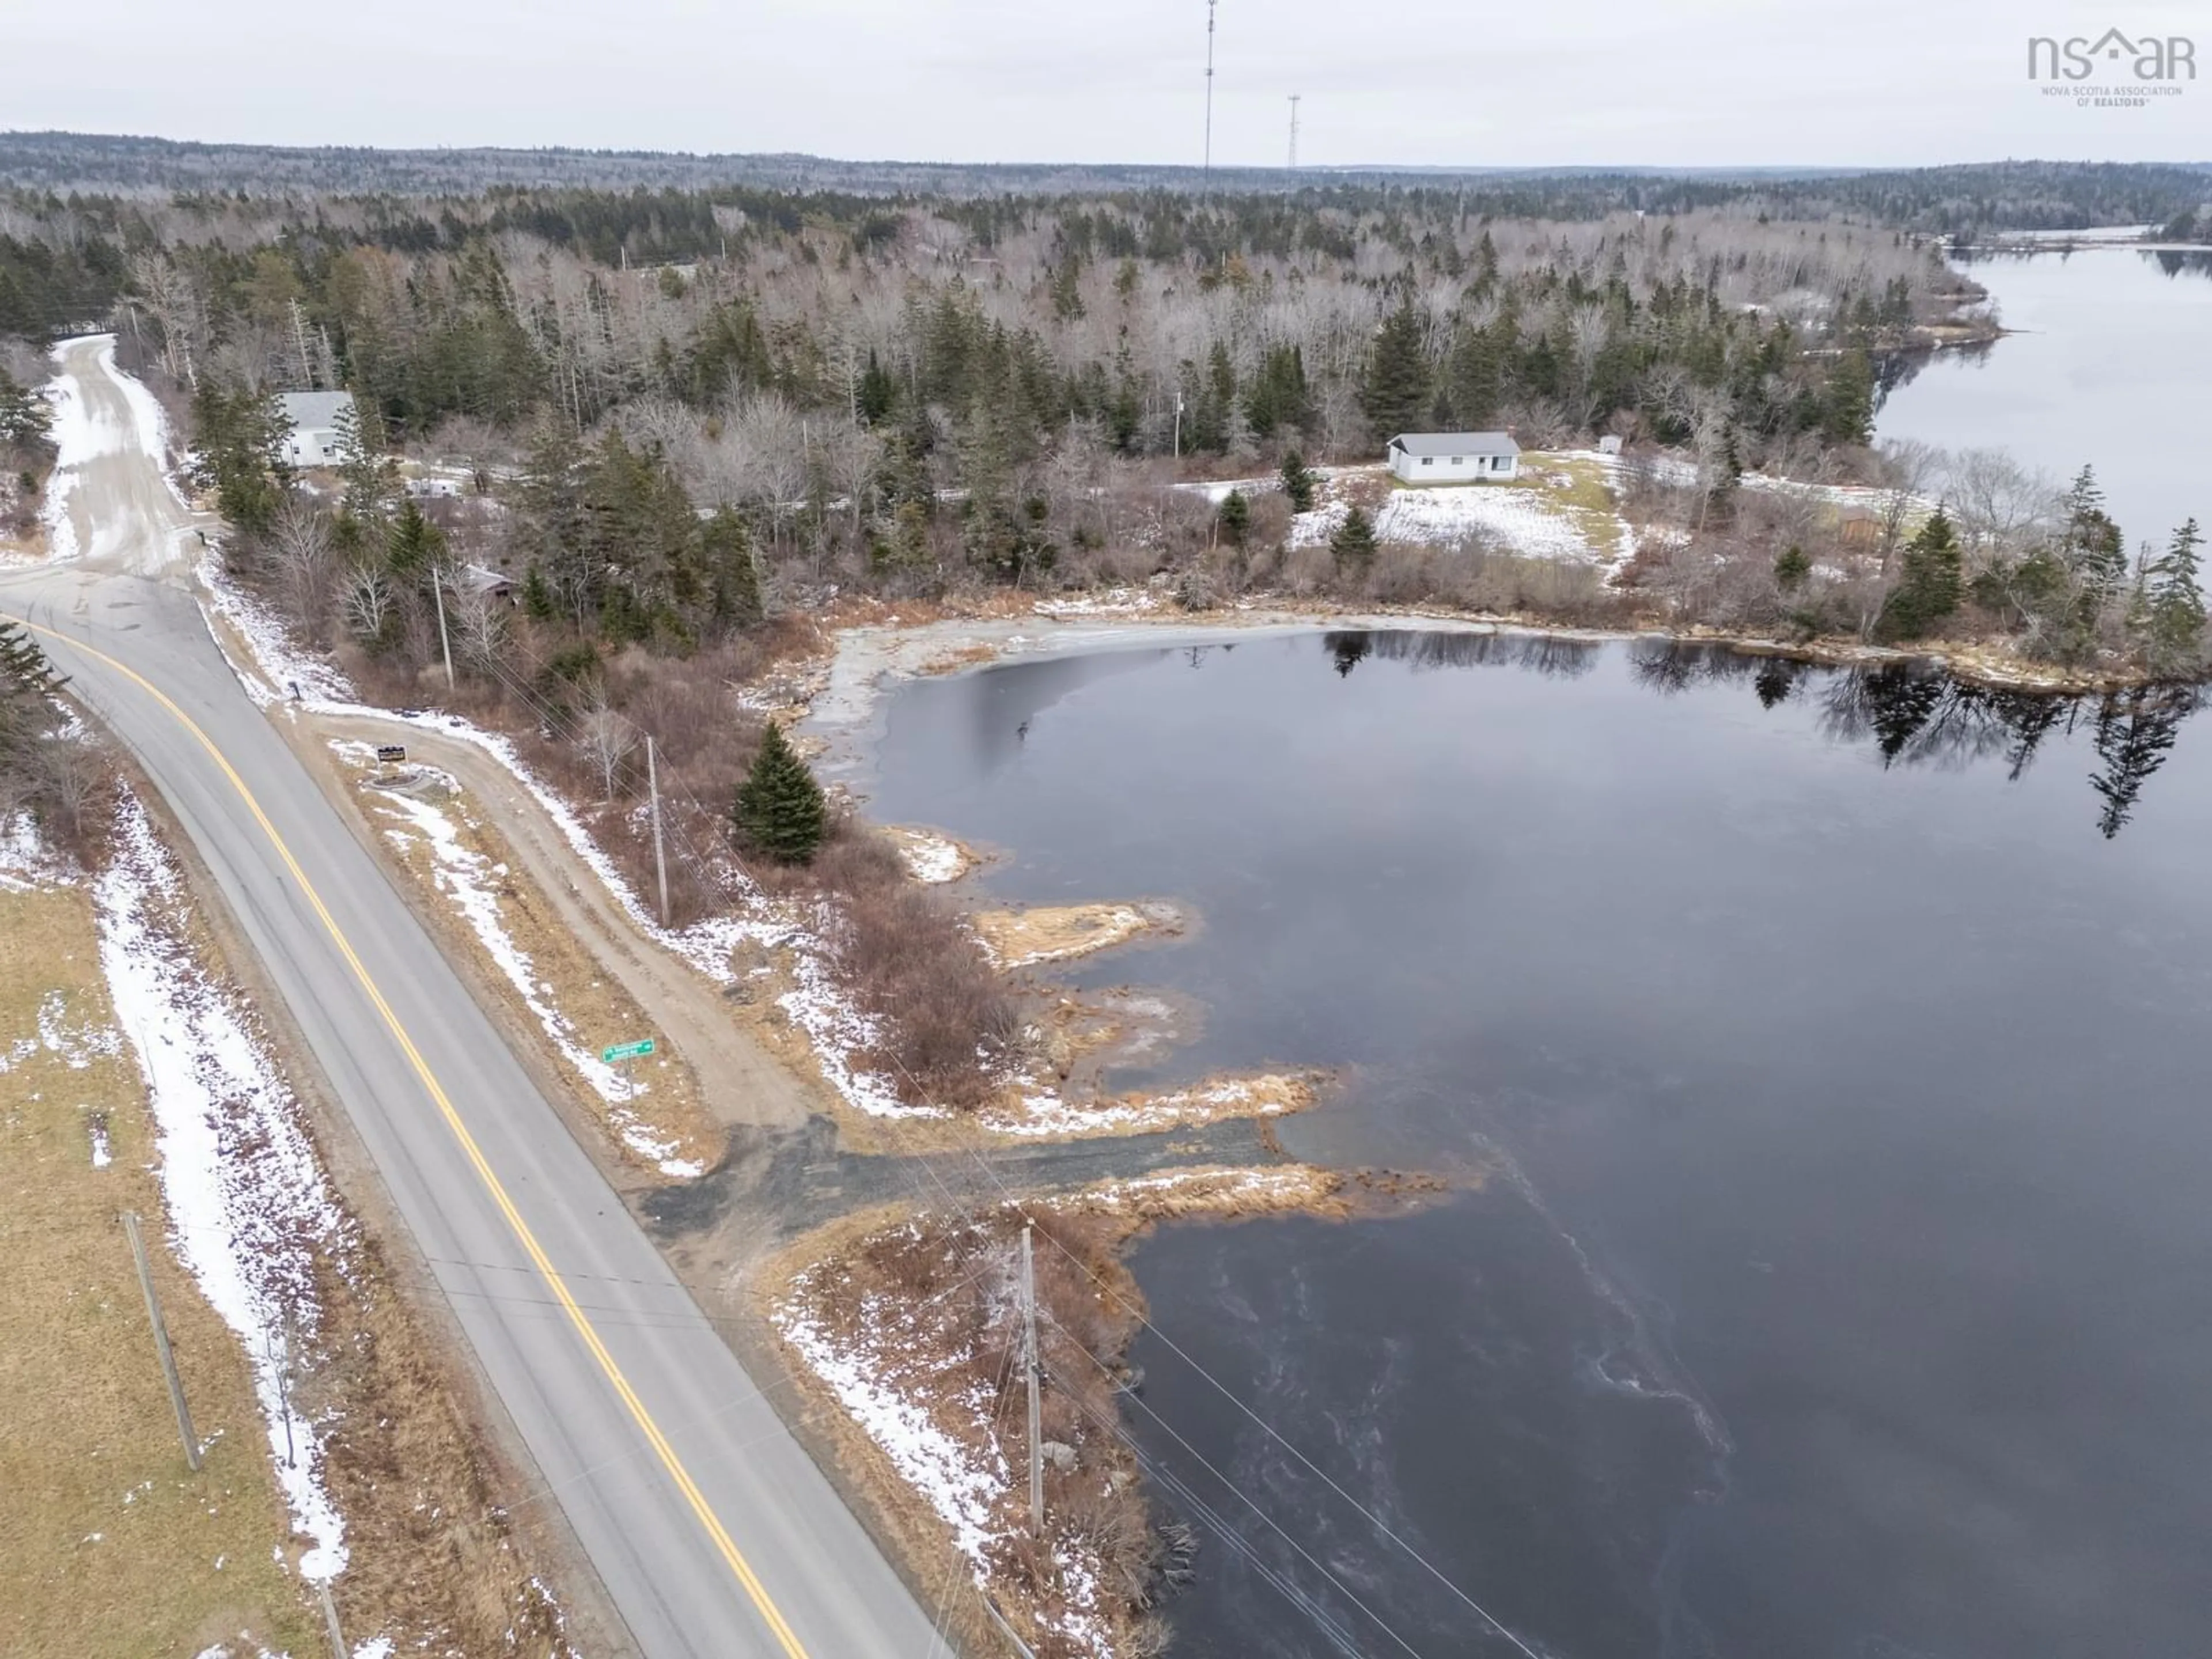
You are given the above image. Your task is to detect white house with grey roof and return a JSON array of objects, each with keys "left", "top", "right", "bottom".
[
  {"left": 274, "top": 390, "right": 357, "bottom": 469},
  {"left": 1386, "top": 430, "right": 1520, "bottom": 484}
]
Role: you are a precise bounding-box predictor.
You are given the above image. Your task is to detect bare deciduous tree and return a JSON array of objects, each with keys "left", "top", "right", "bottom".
[
  {"left": 339, "top": 565, "right": 396, "bottom": 645},
  {"left": 574, "top": 696, "right": 636, "bottom": 801},
  {"left": 1944, "top": 447, "right": 2057, "bottom": 560},
  {"left": 448, "top": 581, "right": 509, "bottom": 672},
  {"left": 267, "top": 498, "right": 339, "bottom": 639}
]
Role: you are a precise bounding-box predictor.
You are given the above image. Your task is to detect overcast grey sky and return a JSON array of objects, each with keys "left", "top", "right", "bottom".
[{"left": 7, "top": 0, "right": 2208, "bottom": 166}]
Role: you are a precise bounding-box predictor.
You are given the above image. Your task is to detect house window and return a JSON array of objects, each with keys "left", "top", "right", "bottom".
[
  {"left": 1420, "top": 455, "right": 1433, "bottom": 467},
  {"left": 1449, "top": 456, "right": 1462, "bottom": 465}
]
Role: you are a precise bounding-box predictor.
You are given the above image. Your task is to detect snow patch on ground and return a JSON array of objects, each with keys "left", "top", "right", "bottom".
[
  {"left": 94, "top": 790, "right": 354, "bottom": 1580},
  {"left": 1032, "top": 586, "right": 1164, "bottom": 619},
  {"left": 987, "top": 1073, "right": 1308, "bottom": 1140},
  {"left": 774, "top": 1281, "right": 1008, "bottom": 1567},
  {"left": 1040, "top": 1164, "right": 1334, "bottom": 1215},
  {"left": 196, "top": 547, "right": 355, "bottom": 707},
  {"left": 0, "top": 809, "right": 73, "bottom": 891},
  {"left": 1642, "top": 453, "right": 1923, "bottom": 512},
  {"left": 1378, "top": 483, "right": 1611, "bottom": 560},
  {"left": 891, "top": 828, "right": 968, "bottom": 884},
  {"left": 36, "top": 360, "right": 88, "bottom": 561},
  {"left": 1291, "top": 476, "right": 1620, "bottom": 563},
  {"left": 365, "top": 774, "right": 704, "bottom": 1179}
]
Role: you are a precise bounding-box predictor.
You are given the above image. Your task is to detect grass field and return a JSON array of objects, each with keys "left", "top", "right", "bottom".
[{"left": 0, "top": 881, "right": 317, "bottom": 1658}]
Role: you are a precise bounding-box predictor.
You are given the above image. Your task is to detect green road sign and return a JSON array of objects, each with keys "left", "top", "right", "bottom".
[{"left": 601, "top": 1038, "right": 656, "bottom": 1063}]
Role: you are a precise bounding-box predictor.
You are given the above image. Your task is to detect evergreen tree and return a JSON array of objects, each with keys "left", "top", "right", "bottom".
[
  {"left": 1774, "top": 544, "right": 1812, "bottom": 590},
  {"left": 0, "top": 618, "right": 66, "bottom": 706},
  {"left": 1361, "top": 301, "right": 1431, "bottom": 441},
  {"left": 857, "top": 349, "right": 897, "bottom": 424},
  {"left": 1217, "top": 488, "right": 1250, "bottom": 547},
  {"left": 1331, "top": 505, "right": 1378, "bottom": 572},
  {"left": 1245, "top": 344, "right": 1311, "bottom": 439},
  {"left": 2061, "top": 465, "right": 2127, "bottom": 599},
  {"left": 521, "top": 562, "right": 555, "bottom": 621},
  {"left": 0, "top": 370, "right": 54, "bottom": 453},
  {"left": 699, "top": 507, "right": 763, "bottom": 630},
  {"left": 2141, "top": 518, "right": 2206, "bottom": 674},
  {"left": 0, "top": 620, "right": 84, "bottom": 844},
  {"left": 332, "top": 399, "right": 393, "bottom": 523},
  {"left": 1876, "top": 507, "right": 1964, "bottom": 641},
  {"left": 189, "top": 382, "right": 290, "bottom": 535},
  {"left": 1445, "top": 325, "right": 1505, "bottom": 430},
  {"left": 1050, "top": 256, "right": 1085, "bottom": 321},
  {"left": 385, "top": 498, "right": 446, "bottom": 584},
  {"left": 733, "top": 721, "right": 828, "bottom": 865},
  {"left": 1279, "top": 450, "right": 1317, "bottom": 513}
]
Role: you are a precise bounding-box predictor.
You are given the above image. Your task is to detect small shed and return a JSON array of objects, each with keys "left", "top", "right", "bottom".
[
  {"left": 275, "top": 391, "right": 357, "bottom": 469},
  {"left": 1387, "top": 431, "right": 1520, "bottom": 485},
  {"left": 1836, "top": 504, "right": 1885, "bottom": 548},
  {"left": 457, "top": 563, "right": 516, "bottom": 603}
]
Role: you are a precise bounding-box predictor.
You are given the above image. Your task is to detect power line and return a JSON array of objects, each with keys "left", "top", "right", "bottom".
[
  {"left": 861, "top": 1044, "right": 1551, "bottom": 1658},
  {"left": 1288, "top": 94, "right": 1302, "bottom": 173}
]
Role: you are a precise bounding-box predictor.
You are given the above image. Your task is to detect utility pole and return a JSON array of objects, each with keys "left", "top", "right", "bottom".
[
  {"left": 315, "top": 1580, "right": 349, "bottom": 1659},
  {"left": 122, "top": 1211, "right": 200, "bottom": 1472},
  {"left": 431, "top": 568, "right": 456, "bottom": 692},
  {"left": 646, "top": 734, "right": 670, "bottom": 929},
  {"left": 1287, "top": 93, "right": 1301, "bottom": 172},
  {"left": 1174, "top": 391, "right": 1185, "bottom": 459},
  {"left": 1202, "top": 0, "right": 1218, "bottom": 194},
  {"left": 1021, "top": 1222, "right": 1043, "bottom": 1537}
]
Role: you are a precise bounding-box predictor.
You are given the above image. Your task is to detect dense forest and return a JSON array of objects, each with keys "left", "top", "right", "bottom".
[{"left": 4, "top": 160, "right": 2203, "bottom": 679}]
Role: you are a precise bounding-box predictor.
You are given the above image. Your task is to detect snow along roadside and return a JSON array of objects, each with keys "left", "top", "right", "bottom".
[
  {"left": 357, "top": 759, "right": 706, "bottom": 1177},
  {"left": 199, "top": 551, "right": 940, "bottom": 1122},
  {"left": 96, "top": 787, "right": 355, "bottom": 1581}
]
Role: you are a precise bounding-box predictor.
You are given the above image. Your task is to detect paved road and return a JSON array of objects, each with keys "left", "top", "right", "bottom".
[{"left": 2, "top": 339, "right": 946, "bottom": 1658}]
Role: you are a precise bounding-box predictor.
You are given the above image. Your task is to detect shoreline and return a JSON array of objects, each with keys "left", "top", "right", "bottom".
[{"left": 804, "top": 599, "right": 2150, "bottom": 778}]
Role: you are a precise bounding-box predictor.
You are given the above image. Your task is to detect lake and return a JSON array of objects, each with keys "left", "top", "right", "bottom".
[
  {"left": 865, "top": 632, "right": 2212, "bottom": 1659},
  {"left": 1877, "top": 245, "right": 2212, "bottom": 557}
]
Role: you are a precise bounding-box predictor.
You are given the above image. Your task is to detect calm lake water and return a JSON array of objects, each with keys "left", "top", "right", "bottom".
[
  {"left": 865, "top": 633, "right": 2212, "bottom": 1659},
  {"left": 1877, "top": 247, "right": 2212, "bottom": 555}
]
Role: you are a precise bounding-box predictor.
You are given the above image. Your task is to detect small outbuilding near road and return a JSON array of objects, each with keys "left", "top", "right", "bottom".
[{"left": 1387, "top": 430, "right": 1521, "bottom": 484}]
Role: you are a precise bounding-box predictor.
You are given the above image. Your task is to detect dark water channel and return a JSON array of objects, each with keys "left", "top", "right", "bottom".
[{"left": 862, "top": 631, "right": 2212, "bottom": 1659}]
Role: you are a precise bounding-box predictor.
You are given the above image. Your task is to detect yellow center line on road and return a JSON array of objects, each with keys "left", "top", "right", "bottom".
[{"left": 22, "top": 615, "right": 810, "bottom": 1659}]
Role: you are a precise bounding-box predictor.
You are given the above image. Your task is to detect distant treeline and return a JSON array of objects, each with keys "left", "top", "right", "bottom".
[{"left": 2, "top": 133, "right": 2207, "bottom": 230}]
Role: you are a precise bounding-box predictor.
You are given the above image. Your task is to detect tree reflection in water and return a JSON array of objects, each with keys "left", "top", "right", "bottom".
[{"left": 1320, "top": 631, "right": 2204, "bottom": 839}]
